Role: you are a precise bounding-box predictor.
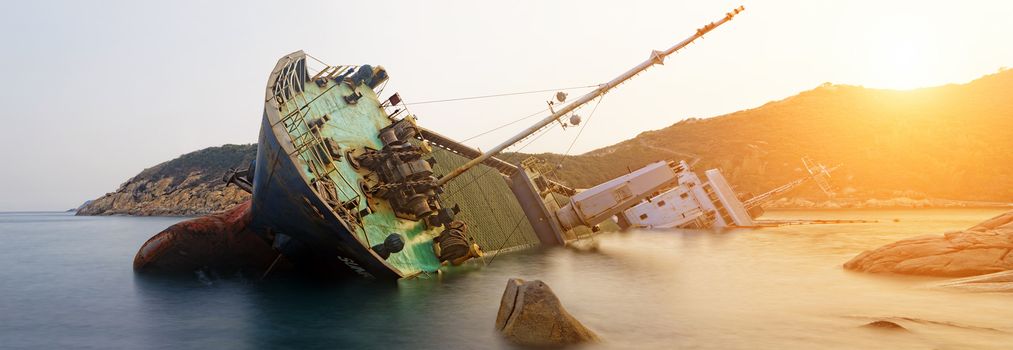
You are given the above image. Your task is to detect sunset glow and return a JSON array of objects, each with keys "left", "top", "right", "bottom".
[
  {"left": 832, "top": 10, "right": 950, "bottom": 90},
  {"left": 1, "top": 1, "right": 1012, "bottom": 349},
  {"left": 2, "top": 0, "right": 1013, "bottom": 211}
]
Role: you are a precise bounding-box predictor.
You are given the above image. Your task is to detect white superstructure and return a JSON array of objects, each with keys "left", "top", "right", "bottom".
[
  {"left": 619, "top": 161, "right": 754, "bottom": 229},
  {"left": 555, "top": 161, "right": 682, "bottom": 231},
  {"left": 539, "top": 156, "right": 837, "bottom": 232}
]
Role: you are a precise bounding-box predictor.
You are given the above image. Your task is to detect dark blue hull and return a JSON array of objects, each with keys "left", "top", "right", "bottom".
[{"left": 249, "top": 113, "right": 401, "bottom": 280}]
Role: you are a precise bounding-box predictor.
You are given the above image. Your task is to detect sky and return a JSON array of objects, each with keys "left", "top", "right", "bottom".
[{"left": 1, "top": 0, "right": 1011, "bottom": 211}]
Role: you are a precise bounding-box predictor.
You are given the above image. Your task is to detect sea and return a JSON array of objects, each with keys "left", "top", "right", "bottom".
[{"left": 0, "top": 209, "right": 1010, "bottom": 349}]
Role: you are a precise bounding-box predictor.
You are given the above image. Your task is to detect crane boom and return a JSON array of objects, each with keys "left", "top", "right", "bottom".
[{"left": 436, "top": 6, "right": 745, "bottom": 186}]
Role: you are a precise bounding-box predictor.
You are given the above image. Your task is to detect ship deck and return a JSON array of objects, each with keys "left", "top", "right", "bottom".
[{"left": 259, "top": 52, "right": 541, "bottom": 278}]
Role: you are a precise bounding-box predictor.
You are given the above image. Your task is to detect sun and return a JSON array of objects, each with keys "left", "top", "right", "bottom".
[
  {"left": 855, "top": 14, "right": 943, "bottom": 91},
  {"left": 872, "top": 43, "right": 930, "bottom": 90}
]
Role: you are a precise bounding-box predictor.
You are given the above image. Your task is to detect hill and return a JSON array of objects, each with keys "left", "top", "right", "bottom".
[
  {"left": 78, "top": 70, "right": 1013, "bottom": 215},
  {"left": 77, "top": 144, "right": 256, "bottom": 216},
  {"left": 536, "top": 69, "right": 1013, "bottom": 202}
]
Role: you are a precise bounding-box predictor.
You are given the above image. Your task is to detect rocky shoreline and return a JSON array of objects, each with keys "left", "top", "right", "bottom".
[
  {"left": 77, "top": 174, "right": 249, "bottom": 216},
  {"left": 844, "top": 210, "right": 1013, "bottom": 277},
  {"left": 76, "top": 144, "right": 255, "bottom": 216}
]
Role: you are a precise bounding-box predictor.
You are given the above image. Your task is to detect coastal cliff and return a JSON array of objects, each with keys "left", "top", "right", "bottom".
[{"left": 77, "top": 144, "right": 254, "bottom": 216}]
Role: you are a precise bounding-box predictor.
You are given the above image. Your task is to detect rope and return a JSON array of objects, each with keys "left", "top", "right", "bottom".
[
  {"left": 485, "top": 212, "right": 527, "bottom": 266},
  {"left": 559, "top": 96, "right": 603, "bottom": 161},
  {"left": 443, "top": 122, "right": 558, "bottom": 199},
  {"left": 304, "top": 53, "right": 329, "bottom": 67},
  {"left": 260, "top": 254, "right": 283, "bottom": 280},
  {"left": 548, "top": 96, "right": 605, "bottom": 244},
  {"left": 404, "top": 85, "right": 599, "bottom": 106},
  {"left": 461, "top": 108, "right": 548, "bottom": 143},
  {"left": 469, "top": 165, "right": 510, "bottom": 268},
  {"left": 446, "top": 96, "right": 605, "bottom": 254},
  {"left": 441, "top": 117, "right": 565, "bottom": 267}
]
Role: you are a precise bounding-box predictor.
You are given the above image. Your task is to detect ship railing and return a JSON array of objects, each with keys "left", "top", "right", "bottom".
[
  {"left": 379, "top": 92, "right": 410, "bottom": 122},
  {"left": 268, "top": 55, "right": 378, "bottom": 246},
  {"left": 271, "top": 57, "right": 308, "bottom": 104},
  {"left": 276, "top": 72, "right": 373, "bottom": 245}
]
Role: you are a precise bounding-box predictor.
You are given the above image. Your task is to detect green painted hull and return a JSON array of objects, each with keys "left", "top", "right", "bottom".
[{"left": 251, "top": 51, "right": 539, "bottom": 279}]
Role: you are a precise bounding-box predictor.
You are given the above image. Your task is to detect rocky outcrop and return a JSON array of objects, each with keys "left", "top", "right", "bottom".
[
  {"left": 844, "top": 211, "right": 1013, "bottom": 277},
  {"left": 495, "top": 278, "right": 598, "bottom": 346},
  {"left": 77, "top": 172, "right": 249, "bottom": 216},
  {"left": 77, "top": 144, "right": 255, "bottom": 216},
  {"left": 861, "top": 320, "right": 908, "bottom": 331}
]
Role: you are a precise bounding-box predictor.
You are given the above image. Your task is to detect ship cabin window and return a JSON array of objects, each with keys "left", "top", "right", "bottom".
[
  {"left": 639, "top": 213, "right": 648, "bottom": 220},
  {"left": 657, "top": 200, "right": 666, "bottom": 207},
  {"left": 680, "top": 192, "right": 689, "bottom": 199}
]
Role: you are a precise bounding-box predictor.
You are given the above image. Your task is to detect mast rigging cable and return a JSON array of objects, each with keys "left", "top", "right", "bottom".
[{"left": 404, "top": 85, "right": 599, "bottom": 106}]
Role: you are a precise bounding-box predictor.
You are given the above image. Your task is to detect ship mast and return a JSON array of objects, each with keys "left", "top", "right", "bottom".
[{"left": 436, "top": 6, "right": 745, "bottom": 186}]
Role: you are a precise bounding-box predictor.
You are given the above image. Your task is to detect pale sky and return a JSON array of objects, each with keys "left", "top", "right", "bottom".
[{"left": 1, "top": 0, "right": 1011, "bottom": 211}]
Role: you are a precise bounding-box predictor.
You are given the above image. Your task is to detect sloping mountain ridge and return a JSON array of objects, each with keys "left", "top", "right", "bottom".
[
  {"left": 78, "top": 70, "right": 1013, "bottom": 215},
  {"left": 538, "top": 69, "right": 1013, "bottom": 202}
]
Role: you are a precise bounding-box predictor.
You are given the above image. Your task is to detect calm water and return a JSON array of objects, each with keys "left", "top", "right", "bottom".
[{"left": 1, "top": 209, "right": 1011, "bottom": 349}]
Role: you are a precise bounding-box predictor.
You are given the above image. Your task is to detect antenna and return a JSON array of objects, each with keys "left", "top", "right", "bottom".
[{"left": 802, "top": 156, "right": 837, "bottom": 197}]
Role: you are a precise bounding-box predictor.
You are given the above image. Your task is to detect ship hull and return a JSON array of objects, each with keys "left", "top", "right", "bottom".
[{"left": 250, "top": 114, "right": 399, "bottom": 280}]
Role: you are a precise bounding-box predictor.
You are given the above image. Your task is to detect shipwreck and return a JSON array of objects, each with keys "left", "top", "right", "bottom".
[{"left": 133, "top": 7, "right": 752, "bottom": 280}]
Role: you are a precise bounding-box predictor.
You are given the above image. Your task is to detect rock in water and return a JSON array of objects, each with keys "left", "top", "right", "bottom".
[
  {"left": 861, "top": 320, "right": 908, "bottom": 331},
  {"left": 844, "top": 210, "right": 1013, "bottom": 277},
  {"left": 495, "top": 278, "right": 599, "bottom": 346},
  {"left": 133, "top": 200, "right": 279, "bottom": 275}
]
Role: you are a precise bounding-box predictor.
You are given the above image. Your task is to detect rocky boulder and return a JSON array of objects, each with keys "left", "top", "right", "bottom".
[
  {"left": 844, "top": 210, "right": 1013, "bottom": 277},
  {"left": 495, "top": 278, "right": 598, "bottom": 347},
  {"left": 861, "top": 320, "right": 908, "bottom": 331}
]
